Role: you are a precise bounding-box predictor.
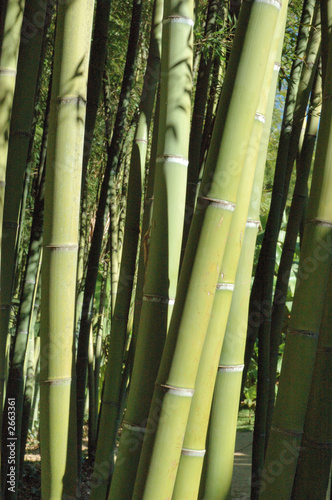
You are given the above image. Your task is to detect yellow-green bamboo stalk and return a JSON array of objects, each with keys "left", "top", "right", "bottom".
[
  {"left": 172, "top": 6, "right": 287, "bottom": 496},
  {"left": 172, "top": 113, "right": 263, "bottom": 500},
  {"left": 39, "top": 0, "right": 94, "bottom": 497},
  {"left": 133, "top": 2, "right": 281, "bottom": 498},
  {"left": 261, "top": 20, "right": 332, "bottom": 499},
  {"left": 202, "top": 52, "right": 284, "bottom": 500}
]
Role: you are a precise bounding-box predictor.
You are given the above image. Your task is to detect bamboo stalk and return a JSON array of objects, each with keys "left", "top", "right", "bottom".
[
  {"left": 0, "top": 0, "right": 26, "bottom": 447},
  {"left": 39, "top": 0, "right": 94, "bottom": 496},
  {"left": 200, "top": 13, "right": 286, "bottom": 500}
]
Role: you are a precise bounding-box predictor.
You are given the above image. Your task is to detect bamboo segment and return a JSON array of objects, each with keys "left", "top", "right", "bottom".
[
  {"left": 133, "top": 2, "right": 281, "bottom": 498},
  {"left": 261, "top": 24, "right": 332, "bottom": 499},
  {"left": 39, "top": 0, "right": 94, "bottom": 497},
  {"left": 291, "top": 265, "right": 332, "bottom": 499}
]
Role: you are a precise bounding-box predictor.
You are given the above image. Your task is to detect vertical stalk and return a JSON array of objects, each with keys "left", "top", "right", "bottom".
[
  {"left": 39, "top": 0, "right": 94, "bottom": 497},
  {"left": 291, "top": 266, "right": 332, "bottom": 498}
]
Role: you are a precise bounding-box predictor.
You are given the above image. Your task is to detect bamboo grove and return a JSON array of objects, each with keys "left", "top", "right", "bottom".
[{"left": 0, "top": 0, "right": 331, "bottom": 498}]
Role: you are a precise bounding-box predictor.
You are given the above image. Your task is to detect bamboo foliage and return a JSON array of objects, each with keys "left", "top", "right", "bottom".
[{"left": 39, "top": 0, "right": 94, "bottom": 496}]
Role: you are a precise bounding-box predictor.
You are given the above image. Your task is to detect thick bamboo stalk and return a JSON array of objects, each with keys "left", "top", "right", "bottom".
[
  {"left": 261, "top": 22, "right": 332, "bottom": 499},
  {"left": 39, "top": 0, "right": 94, "bottom": 497},
  {"left": 173, "top": 114, "right": 263, "bottom": 500},
  {"left": 320, "top": 0, "right": 332, "bottom": 85},
  {"left": 172, "top": 11, "right": 287, "bottom": 491},
  {"left": 133, "top": 2, "right": 281, "bottom": 498},
  {"left": 201, "top": 18, "right": 285, "bottom": 500}
]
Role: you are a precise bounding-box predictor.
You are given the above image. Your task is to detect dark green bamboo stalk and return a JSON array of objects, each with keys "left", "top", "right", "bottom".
[
  {"left": 320, "top": 0, "right": 332, "bottom": 85},
  {"left": 266, "top": 67, "right": 322, "bottom": 442},
  {"left": 1, "top": 115, "right": 48, "bottom": 498},
  {"left": 133, "top": 2, "right": 281, "bottom": 498},
  {"left": 76, "top": 0, "right": 143, "bottom": 482},
  {"left": 291, "top": 266, "right": 332, "bottom": 498},
  {"left": 261, "top": 23, "right": 332, "bottom": 499},
  {"left": 76, "top": 0, "right": 112, "bottom": 334},
  {"left": 0, "top": 0, "right": 26, "bottom": 448}
]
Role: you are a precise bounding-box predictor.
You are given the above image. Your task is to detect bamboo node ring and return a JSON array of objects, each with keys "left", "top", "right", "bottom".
[
  {"left": 0, "top": 68, "right": 17, "bottom": 76},
  {"left": 156, "top": 155, "right": 189, "bottom": 167},
  {"left": 246, "top": 220, "right": 260, "bottom": 228},
  {"left": 163, "top": 16, "right": 195, "bottom": 27},
  {"left": 143, "top": 293, "right": 174, "bottom": 305},
  {"left": 306, "top": 218, "right": 332, "bottom": 227},
  {"left": 218, "top": 364, "right": 244, "bottom": 372},
  {"left": 160, "top": 384, "right": 194, "bottom": 397},
  {"left": 123, "top": 422, "right": 147, "bottom": 433},
  {"left": 255, "top": 112, "right": 265, "bottom": 123},
  {"left": 181, "top": 448, "right": 206, "bottom": 457},
  {"left": 216, "top": 282, "right": 235, "bottom": 291},
  {"left": 287, "top": 328, "right": 318, "bottom": 339},
  {"left": 255, "top": 0, "right": 281, "bottom": 9},
  {"left": 197, "top": 196, "right": 236, "bottom": 211},
  {"left": 41, "top": 377, "right": 72, "bottom": 386}
]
